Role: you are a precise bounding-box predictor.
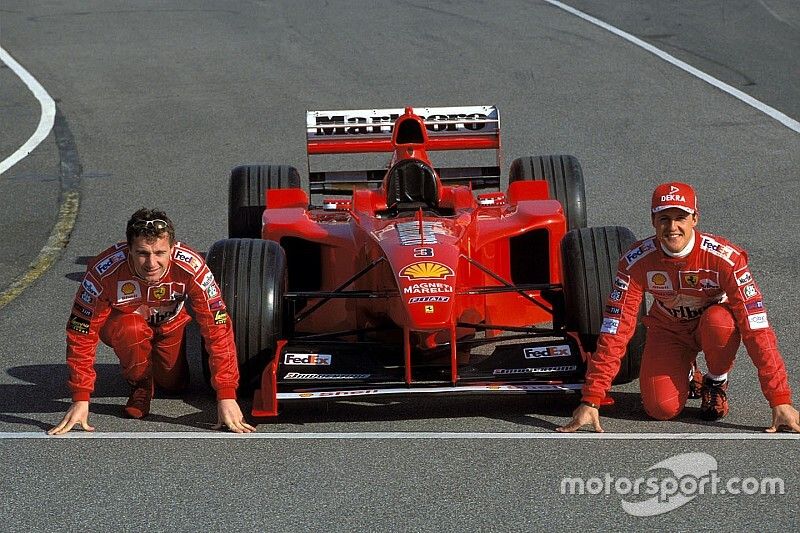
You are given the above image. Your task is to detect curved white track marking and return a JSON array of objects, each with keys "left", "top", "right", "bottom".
[
  {"left": 544, "top": 0, "right": 800, "bottom": 134},
  {"left": 3, "top": 432, "right": 799, "bottom": 439},
  {"left": 0, "top": 46, "right": 56, "bottom": 175}
]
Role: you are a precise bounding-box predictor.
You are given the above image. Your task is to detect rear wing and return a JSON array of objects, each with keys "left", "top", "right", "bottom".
[{"left": 306, "top": 106, "right": 501, "bottom": 194}]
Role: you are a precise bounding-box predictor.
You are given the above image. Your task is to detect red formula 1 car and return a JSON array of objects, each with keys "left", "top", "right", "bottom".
[{"left": 204, "top": 106, "right": 645, "bottom": 417}]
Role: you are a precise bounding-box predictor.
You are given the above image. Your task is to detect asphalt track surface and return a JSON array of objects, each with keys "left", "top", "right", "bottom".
[{"left": 1, "top": 1, "right": 799, "bottom": 530}]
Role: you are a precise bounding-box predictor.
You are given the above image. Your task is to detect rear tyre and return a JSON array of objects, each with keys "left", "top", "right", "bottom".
[
  {"left": 509, "top": 155, "right": 587, "bottom": 231},
  {"left": 228, "top": 164, "right": 302, "bottom": 238},
  {"left": 560, "top": 226, "right": 645, "bottom": 384},
  {"left": 202, "top": 238, "right": 287, "bottom": 392}
]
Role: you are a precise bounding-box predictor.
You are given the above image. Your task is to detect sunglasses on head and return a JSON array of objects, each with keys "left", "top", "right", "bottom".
[{"left": 132, "top": 219, "right": 169, "bottom": 230}]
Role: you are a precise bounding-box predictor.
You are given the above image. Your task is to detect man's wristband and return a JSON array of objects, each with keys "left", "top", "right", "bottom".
[{"left": 580, "top": 400, "right": 599, "bottom": 409}]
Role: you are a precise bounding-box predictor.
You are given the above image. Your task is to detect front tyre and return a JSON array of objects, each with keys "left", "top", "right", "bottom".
[
  {"left": 202, "top": 238, "right": 287, "bottom": 391},
  {"left": 560, "top": 226, "right": 645, "bottom": 384}
]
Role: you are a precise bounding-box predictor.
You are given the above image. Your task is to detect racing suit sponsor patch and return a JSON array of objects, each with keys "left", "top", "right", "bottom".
[
  {"left": 740, "top": 283, "right": 759, "bottom": 300},
  {"left": 174, "top": 248, "right": 202, "bottom": 273},
  {"left": 744, "top": 299, "right": 764, "bottom": 313},
  {"left": 117, "top": 280, "right": 142, "bottom": 303},
  {"left": 647, "top": 271, "right": 673, "bottom": 291},
  {"left": 195, "top": 270, "right": 215, "bottom": 290},
  {"left": 613, "top": 273, "right": 630, "bottom": 290},
  {"left": 208, "top": 297, "right": 225, "bottom": 311},
  {"left": 679, "top": 270, "right": 720, "bottom": 290},
  {"left": 609, "top": 289, "right": 625, "bottom": 303},
  {"left": 605, "top": 305, "right": 621, "bottom": 315},
  {"left": 747, "top": 312, "right": 769, "bottom": 330},
  {"left": 146, "top": 300, "right": 185, "bottom": 326},
  {"left": 699, "top": 236, "right": 737, "bottom": 266},
  {"left": 284, "top": 353, "right": 332, "bottom": 365},
  {"left": 213, "top": 309, "right": 228, "bottom": 325},
  {"left": 94, "top": 250, "right": 126, "bottom": 277},
  {"left": 78, "top": 290, "right": 96, "bottom": 307},
  {"left": 206, "top": 283, "right": 219, "bottom": 299},
  {"left": 68, "top": 314, "right": 90, "bottom": 334},
  {"left": 82, "top": 275, "right": 102, "bottom": 297},
  {"left": 147, "top": 282, "right": 185, "bottom": 303},
  {"left": 73, "top": 303, "right": 93, "bottom": 318},
  {"left": 735, "top": 267, "right": 753, "bottom": 287},
  {"left": 523, "top": 345, "right": 571, "bottom": 359},
  {"left": 624, "top": 240, "right": 656, "bottom": 267},
  {"left": 601, "top": 317, "right": 619, "bottom": 334}
]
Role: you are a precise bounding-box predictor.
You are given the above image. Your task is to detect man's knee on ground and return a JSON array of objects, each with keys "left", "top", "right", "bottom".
[{"left": 642, "top": 396, "right": 685, "bottom": 421}]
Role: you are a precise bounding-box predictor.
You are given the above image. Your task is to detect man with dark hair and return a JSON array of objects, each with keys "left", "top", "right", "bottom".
[
  {"left": 558, "top": 182, "right": 800, "bottom": 433},
  {"left": 49, "top": 208, "right": 255, "bottom": 434}
]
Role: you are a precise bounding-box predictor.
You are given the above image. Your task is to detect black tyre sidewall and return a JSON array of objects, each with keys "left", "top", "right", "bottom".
[
  {"left": 228, "top": 164, "right": 302, "bottom": 238},
  {"left": 203, "top": 238, "right": 287, "bottom": 392},
  {"left": 509, "top": 155, "right": 587, "bottom": 231}
]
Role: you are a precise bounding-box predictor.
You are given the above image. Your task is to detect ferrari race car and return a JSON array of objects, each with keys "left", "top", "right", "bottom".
[{"left": 204, "top": 105, "right": 645, "bottom": 417}]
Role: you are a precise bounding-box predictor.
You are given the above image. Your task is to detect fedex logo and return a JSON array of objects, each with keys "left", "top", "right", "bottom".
[
  {"left": 523, "top": 345, "right": 572, "bottom": 359},
  {"left": 700, "top": 236, "right": 736, "bottom": 265},
  {"left": 284, "top": 353, "right": 332, "bottom": 366},
  {"left": 624, "top": 240, "right": 656, "bottom": 266}
]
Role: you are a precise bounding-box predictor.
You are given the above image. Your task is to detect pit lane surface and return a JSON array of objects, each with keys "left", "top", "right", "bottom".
[{"left": 1, "top": 1, "right": 799, "bottom": 530}]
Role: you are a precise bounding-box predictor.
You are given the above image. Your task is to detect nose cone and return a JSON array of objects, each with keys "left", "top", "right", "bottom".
[{"left": 374, "top": 218, "right": 461, "bottom": 330}]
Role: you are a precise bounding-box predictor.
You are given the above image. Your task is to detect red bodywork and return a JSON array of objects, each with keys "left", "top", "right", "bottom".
[{"left": 250, "top": 106, "right": 586, "bottom": 416}]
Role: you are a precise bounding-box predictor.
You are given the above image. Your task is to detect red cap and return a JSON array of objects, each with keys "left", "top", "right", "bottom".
[{"left": 651, "top": 182, "right": 698, "bottom": 214}]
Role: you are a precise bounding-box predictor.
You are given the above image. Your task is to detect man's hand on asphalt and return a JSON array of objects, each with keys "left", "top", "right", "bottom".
[
  {"left": 556, "top": 403, "right": 604, "bottom": 433},
  {"left": 214, "top": 398, "right": 256, "bottom": 433},
  {"left": 766, "top": 403, "right": 800, "bottom": 433},
  {"left": 48, "top": 401, "right": 95, "bottom": 435}
]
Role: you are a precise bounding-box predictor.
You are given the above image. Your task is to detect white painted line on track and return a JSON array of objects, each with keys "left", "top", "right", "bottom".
[
  {"left": 544, "top": 0, "right": 800, "bottom": 134},
  {"left": 0, "top": 46, "right": 56, "bottom": 175},
  {"left": 3, "top": 431, "right": 799, "bottom": 440}
]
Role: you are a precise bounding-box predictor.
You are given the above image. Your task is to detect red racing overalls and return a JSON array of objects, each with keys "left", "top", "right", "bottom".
[
  {"left": 581, "top": 230, "right": 792, "bottom": 419},
  {"left": 66, "top": 242, "right": 239, "bottom": 401}
]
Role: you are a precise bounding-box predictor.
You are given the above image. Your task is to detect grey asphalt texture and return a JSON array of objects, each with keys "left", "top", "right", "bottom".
[{"left": 1, "top": 1, "right": 798, "bottom": 530}]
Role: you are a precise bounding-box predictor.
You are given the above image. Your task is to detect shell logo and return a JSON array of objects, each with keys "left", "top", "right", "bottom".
[
  {"left": 400, "top": 262, "right": 454, "bottom": 280},
  {"left": 652, "top": 273, "right": 668, "bottom": 286},
  {"left": 121, "top": 282, "right": 136, "bottom": 295}
]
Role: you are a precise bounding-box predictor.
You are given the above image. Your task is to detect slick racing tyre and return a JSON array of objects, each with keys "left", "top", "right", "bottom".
[
  {"left": 228, "top": 164, "right": 302, "bottom": 238},
  {"left": 560, "top": 226, "right": 645, "bottom": 384},
  {"left": 203, "top": 238, "right": 287, "bottom": 392},
  {"left": 509, "top": 155, "right": 587, "bottom": 231}
]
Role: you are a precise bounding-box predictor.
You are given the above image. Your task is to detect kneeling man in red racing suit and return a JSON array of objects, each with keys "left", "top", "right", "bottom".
[
  {"left": 49, "top": 209, "right": 255, "bottom": 434},
  {"left": 558, "top": 182, "right": 800, "bottom": 433}
]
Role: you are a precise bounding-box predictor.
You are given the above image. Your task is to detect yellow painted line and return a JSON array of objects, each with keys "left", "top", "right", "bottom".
[{"left": 0, "top": 191, "right": 80, "bottom": 310}]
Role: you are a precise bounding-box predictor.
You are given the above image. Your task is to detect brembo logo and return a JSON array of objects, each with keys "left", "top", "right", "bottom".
[{"left": 315, "top": 113, "right": 489, "bottom": 135}]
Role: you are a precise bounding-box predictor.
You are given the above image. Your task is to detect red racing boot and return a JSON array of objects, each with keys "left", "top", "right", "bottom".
[
  {"left": 124, "top": 376, "right": 154, "bottom": 419},
  {"left": 700, "top": 376, "right": 729, "bottom": 421}
]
